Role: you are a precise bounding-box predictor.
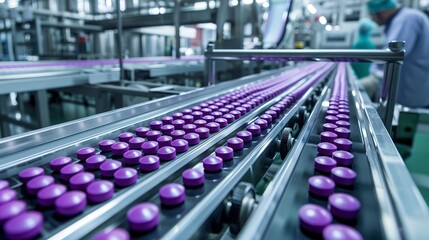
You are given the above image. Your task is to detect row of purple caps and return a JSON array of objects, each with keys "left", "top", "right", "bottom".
[
  {"left": 99, "top": 89, "right": 303, "bottom": 235},
  {"left": 89, "top": 64, "right": 331, "bottom": 239},
  {"left": 0, "top": 70, "right": 300, "bottom": 239}
]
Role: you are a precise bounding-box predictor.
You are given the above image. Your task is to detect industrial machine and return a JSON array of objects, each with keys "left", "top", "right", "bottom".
[{"left": 0, "top": 45, "right": 427, "bottom": 240}]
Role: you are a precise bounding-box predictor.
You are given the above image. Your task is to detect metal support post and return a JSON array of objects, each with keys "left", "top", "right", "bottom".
[
  {"left": 0, "top": 95, "right": 11, "bottom": 137},
  {"left": 205, "top": 42, "right": 215, "bottom": 86},
  {"left": 116, "top": 0, "right": 124, "bottom": 82},
  {"left": 174, "top": 0, "right": 181, "bottom": 59},
  {"left": 35, "top": 90, "right": 50, "bottom": 128},
  {"left": 378, "top": 41, "right": 404, "bottom": 135}
]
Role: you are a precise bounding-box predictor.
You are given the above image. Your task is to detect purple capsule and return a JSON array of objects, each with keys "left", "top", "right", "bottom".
[
  {"left": 218, "top": 108, "right": 229, "bottom": 114},
  {"left": 161, "top": 116, "right": 173, "bottom": 125},
  {"left": 332, "top": 151, "right": 354, "bottom": 166},
  {"left": 157, "top": 135, "right": 173, "bottom": 147},
  {"left": 299, "top": 204, "right": 332, "bottom": 235},
  {"left": 182, "top": 169, "right": 205, "bottom": 187},
  {"left": 308, "top": 175, "right": 335, "bottom": 197},
  {"left": 93, "top": 228, "right": 130, "bottom": 240},
  {"left": 335, "top": 120, "right": 351, "bottom": 129},
  {"left": 317, "top": 142, "right": 337, "bottom": 156},
  {"left": 206, "top": 122, "right": 220, "bottom": 133},
  {"left": 119, "top": 132, "right": 134, "bottom": 143},
  {"left": 331, "top": 167, "right": 357, "bottom": 186},
  {"left": 321, "top": 131, "right": 338, "bottom": 143},
  {"left": 329, "top": 193, "right": 361, "bottom": 220},
  {"left": 260, "top": 114, "right": 273, "bottom": 123},
  {"left": 236, "top": 130, "right": 253, "bottom": 143},
  {"left": 111, "top": 142, "right": 130, "bottom": 156},
  {"left": 171, "top": 139, "right": 189, "bottom": 153},
  {"left": 215, "top": 118, "right": 228, "bottom": 128},
  {"left": 172, "top": 112, "right": 184, "bottom": 120},
  {"left": 172, "top": 119, "right": 185, "bottom": 130},
  {"left": 227, "top": 137, "right": 244, "bottom": 151},
  {"left": 19, "top": 167, "right": 45, "bottom": 184},
  {"left": 135, "top": 127, "right": 150, "bottom": 137},
  {"left": 158, "top": 146, "right": 177, "bottom": 161},
  {"left": 326, "top": 110, "right": 339, "bottom": 116},
  {"left": 0, "top": 200, "right": 26, "bottom": 224},
  {"left": 161, "top": 125, "right": 175, "bottom": 135},
  {"left": 323, "top": 224, "right": 363, "bottom": 240},
  {"left": 223, "top": 114, "right": 235, "bottom": 123},
  {"left": 146, "top": 130, "right": 161, "bottom": 141},
  {"left": 265, "top": 110, "right": 277, "bottom": 119},
  {"left": 334, "top": 127, "right": 351, "bottom": 139},
  {"left": 171, "top": 130, "right": 186, "bottom": 140},
  {"left": 215, "top": 146, "right": 234, "bottom": 161},
  {"left": 37, "top": 184, "right": 66, "bottom": 207},
  {"left": 191, "top": 111, "right": 203, "bottom": 120},
  {"left": 314, "top": 156, "right": 337, "bottom": 173},
  {"left": 55, "top": 191, "right": 87, "bottom": 216},
  {"left": 0, "top": 189, "right": 17, "bottom": 205},
  {"left": 211, "top": 111, "right": 223, "bottom": 119},
  {"left": 129, "top": 137, "right": 146, "bottom": 149},
  {"left": 3, "top": 211, "right": 43, "bottom": 239},
  {"left": 86, "top": 154, "right": 107, "bottom": 170},
  {"left": 184, "top": 133, "right": 200, "bottom": 146},
  {"left": 159, "top": 183, "right": 185, "bottom": 206},
  {"left": 70, "top": 172, "right": 95, "bottom": 191},
  {"left": 127, "top": 203, "right": 159, "bottom": 232},
  {"left": 195, "top": 127, "right": 210, "bottom": 139},
  {"left": 182, "top": 115, "right": 194, "bottom": 124},
  {"left": 194, "top": 119, "right": 207, "bottom": 128},
  {"left": 183, "top": 124, "right": 197, "bottom": 134},
  {"left": 230, "top": 110, "right": 241, "bottom": 119},
  {"left": 334, "top": 138, "right": 352, "bottom": 151},
  {"left": 141, "top": 141, "right": 159, "bottom": 155},
  {"left": 86, "top": 180, "right": 114, "bottom": 203},
  {"left": 202, "top": 115, "right": 215, "bottom": 123},
  {"left": 27, "top": 175, "right": 55, "bottom": 195},
  {"left": 50, "top": 157, "right": 72, "bottom": 172},
  {"left": 76, "top": 147, "right": 96, "bottom": 161},
  {"left": 61, "top": 164, "right": 84, "bottom": 181},
  {"left": 254, "top": 119, "right": 268, "bottom": 129},
  {"left": 139, "top": 155, "right": 160, "bottom": 172},
  {"left": 150, "top": 120, "right": 163, "bottom": 130},
  {"left": 100, "top": 160, "right": 122, "bottom": 178},
  {"left": 323, "top": 123, "right": 337, "bottom": 132},
  {"left": 201, "top": 108, "right": 213, "bottom": 116},
  {"left": 325, "top": 115, "right": 339, "bottom": 124},
  {"left": 202, "top": 156, "right": 223, "bottom": 172},
  {"left": 114, "top": 168, "right": 138, "bottom": 187},
  {"left": 0, "top": 180, "right": 9, "bottom": 191}
]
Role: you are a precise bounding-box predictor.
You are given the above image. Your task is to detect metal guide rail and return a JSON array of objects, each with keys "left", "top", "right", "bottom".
[{"left": 0, "top": 63, "right": 332, "bottom": 240}]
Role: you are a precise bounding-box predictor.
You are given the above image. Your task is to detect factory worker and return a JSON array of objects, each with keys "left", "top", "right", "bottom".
[
  {"left": 351, "top": 19, "right": 376, "bottom": 78},
  {"left": 361, "top": 0, "right": 429, "bottom": 108}
]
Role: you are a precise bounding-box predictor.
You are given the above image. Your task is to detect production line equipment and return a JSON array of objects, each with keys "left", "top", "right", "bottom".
[{"left": 0, "top": 48, "right": 428, "bottom": 239}]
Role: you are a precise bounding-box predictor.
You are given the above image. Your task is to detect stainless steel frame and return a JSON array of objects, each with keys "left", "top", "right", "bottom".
[{"left": 204, "top": 41, "right": 404, "bottom": 133}]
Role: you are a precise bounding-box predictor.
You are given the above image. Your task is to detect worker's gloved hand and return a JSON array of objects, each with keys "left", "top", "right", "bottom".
[{"left": 360, "top": 74, "right": 381, "bottom": 102}]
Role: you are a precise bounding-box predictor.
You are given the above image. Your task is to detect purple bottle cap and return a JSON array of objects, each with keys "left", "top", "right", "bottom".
[
  {"left": 172, "top": 112, "right": 184, "bottom": 120},
  {"left": 246, "top": 124, "right": 261, "bottom": 136},
  {"left": 299, "top": 204, "right": 332, "bottom": 235},
  {"left": 332, "top": 151, "right": 354, "bottom": 166},
  {"left": 331, "top": 167, "right": 357, "bottom": 186},
  {"left": 0, "top": 189, "right": 17, "bottom": 205},
  {"left": 99, "top": 139, "right": 116, "bottom": 152},
  {"left": 223, "top": 114, "right": 235, "bottom": 123},
  {"left": 184, "top": 133, "right": 200, "bottom": 146},
  {"left": 203, "top": 156, "right": 223, "bottom": 172},
  {"left": 195, "top": 127, "right": 210, "bottom": 139},
  {"left": 150, "top": 120, "right": 163, "bottom": 130},
  {"left": 119, "top": 132, "right": 134, "bottom": 143},
  {"left": 308, "top": 175, "right": 335, "bottom": 197},
  {"left": 86, "top": 180, "right": 114, "bottom": 203},
  {"left": 193, "top": 120, "right": 207, "bottom": 128},
  {"left": 182, "top": 108, "right": 192, "bottom": 115},
  {"left": 329, "top": 193, "right": 361, "bottom": 220},
  {"left": 70, "top": 172, "right": 95, "bottom": 191},
  {"left": 171, "top": 130, "right": 186, "bottom": 140},
  {"left": 50, "top": 157, "right": 72, "bottom": 171},
  {"left": 206, "top": 122, "right": 220, "bottom": 133},
  {"left": 314, "top": 156, "right": 337, "bottom": 173},
  {"left": 55, "top": 191, "right": 87, "bottom": 216},
  {"left": 335, "top": 120, "right": 351, "bottom": 129},
  {"left": 76, "top": 147, "right": 96, "bottom": 161},
  {"left": 323, "top": 123, "right": 338, "bottom": 132},
  {"left": 135, "top": 127, "right": 150, "bottom": 137},
  {"left": 333, "top": 138, "right": 352, "bottom": 151},
  {"left": 159, "top": 183, "right": 185, "bottom": 206},
  {"left": 334, "top": 127, "right": 351, "bottom": 139},
  {"left": 139, "top": 155, "right": 160, "bottom": 172},
  {"left": 227, "top": 137, "right": 244, "bottom": 151},
  {"left": 157, "top": 135, "right": 173, "bottom": 147},
  {"left": 0, "top": 180, "right": 9, "bottom": 191},
  {"left": 255, "top": 119, "right": 268, "bottom": 129},
  {"left": 321, "top": 131, "right": 338, "bottom": 143},
  {"left": 260, "top": 114, "right": 273, "bottom": 123},
  {"left": 191, "top": 111, "right": 203, "bottom": 120},
  {"left": 158, "top": 146, "right": 177, "bottom": 161},
  {"left": 127, "top": 203, "right": 159, "bottom": 232},
  {"left": 4, "top": 211, "right": 43, "bottom": 239},
  {"left": 182, "top": 115, "right": 194, "bottom": 124},
  {"left": 27, "top": 175, "right": 54, "bottom": 195},
  {"left": 317, "top": 142, "right": 338, "bottom": 156},
  {"left": 202, "top": 115, "right": 215, "bottom": 123},
  {"left": 236, "top": 130, "right": 253, "bottom": 143},
  {"left": 162, "top": 116, "right": 173, "bottom": 125},
  {"left": 146, "top": 130, "right": 162, "bottom": 141},
  {"left": 141, "top": 141, "right": 159, "bottom": 155},
  {"left": 182, "top": 169, "right": 205, "bottom": 187},
  {"left": 100, "top": 160, "right": 122, "bottom": 177},
  {"left": 171, "top": 139, "right": 189, "bottom": 153},
  {"left": 0, "top": 200, "right": 26, "bottom": 224},
  {"left": 172, "top": 119, "right": 185, "bottom": 130},
  {"left": 183, "top": 124, "right": 197, "bottom": 133},
  {"left": 161, "top": 125, "right": 175, "bottom": 135},
  {"left": 338, "top": 108, "right": 350, "bottom": 115},
  {"left": 219, "top": 108, "right": 229, "bottom": 114},
  {"left": 215, "top": 118, "right": 228, "bottom": 128},
  {"left": 61, "top": 164, "right": 84, "bottom": 181},
  {"left": 326, "top": 110, "right": 339, "bottom": 116},
  {"left": 86, "top": 154, "right": 107, "bottom": 170},
  {"left": 323, "top": 224, "right": 363, "bottom": 240},
  {"left": 325, "top": 115, "right": 339, "bottom": 124},
  {"left": 37, "top": 184, "right": 66, "bottom": 207},
  {"left": 114, "top": 168, "right": 138, "bottom": 187},
  {"left": 201, "top": 108, "right": 213, "bottom": 116},
  {"left": 230, "top": 110, "right": 241, "bottom": 119},
  {"left": 129, "top": 137, "right": 146, "bottom": 149},
  {"left": 19, "top": 167, "right": 45, "bottom": 183},
  {"left": 92, "top": 228, "right": 130, "bottom": 240},
  {"left": 211, "top": 111, "right": 223, "bottom": 119},
  {"left": 215, "top": 146, "right": 234, "bottom": 161},
  {"left": 111, "top": 142, "right": 130, "bottom": 156}
]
